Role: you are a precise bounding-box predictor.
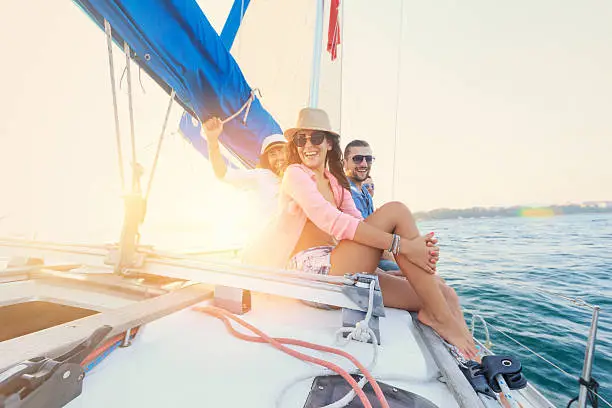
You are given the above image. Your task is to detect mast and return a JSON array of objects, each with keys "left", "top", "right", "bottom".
[{"left": 309, "top": 0, "right": 325, "bottom": 108}]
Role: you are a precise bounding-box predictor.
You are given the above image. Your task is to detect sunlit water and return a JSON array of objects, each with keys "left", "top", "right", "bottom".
[{"left": 419, "top": 213, "right": 611, "bottom": 407}]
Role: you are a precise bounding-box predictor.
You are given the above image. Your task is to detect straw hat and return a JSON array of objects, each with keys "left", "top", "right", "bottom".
[{"left": 284, "top": 108, "right": 340, "bottom": 141}]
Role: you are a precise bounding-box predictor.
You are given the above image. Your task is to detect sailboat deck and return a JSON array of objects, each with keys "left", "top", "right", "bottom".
[{"left": 65, "top": 292, "right": 459, "bottom": 407}]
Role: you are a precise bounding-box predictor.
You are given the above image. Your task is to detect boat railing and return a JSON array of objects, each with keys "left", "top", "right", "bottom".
[{"left": 467, "top": 284, "right": 609, "bottom": 408}]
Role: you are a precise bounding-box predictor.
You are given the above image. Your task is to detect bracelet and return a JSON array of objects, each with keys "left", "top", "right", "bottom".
[
  {"left": 389, "top": 234, "right": 400, "bottom": 255},
  {"left": 388, "top": 234, "right": 396, "bottom": 252}
]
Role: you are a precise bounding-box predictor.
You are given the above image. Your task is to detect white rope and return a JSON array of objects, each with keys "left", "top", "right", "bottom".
[
  {"left": 103, "top": 20, "right": 126, "bottom": 192},
  {"left": 325, "top": 280, "right": 379, "bottom": 408},
  {"left": 335, "top": 280, "right": 377, "bottom": 344},
  {"left": 470, "top": 313, "right": 493, "bottom": 349},
  {"left": 275, "top": 280, "right": 380, "bottom": 408},
  {"left": 145, "top": 89, "right": 176, "bottom": 202},
  {"left": 220, "top": 89, "right": 260, "bottom": 125}
]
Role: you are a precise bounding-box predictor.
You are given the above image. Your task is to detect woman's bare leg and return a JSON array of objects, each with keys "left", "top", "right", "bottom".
[
  {"left": 330, "top": 201, "right": 476, "bottom": 358},
  {"left": 438, "top": 277, "right": 466, "bottom": 323}
]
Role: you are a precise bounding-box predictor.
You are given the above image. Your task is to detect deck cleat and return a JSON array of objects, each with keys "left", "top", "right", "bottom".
[
  {"left": 0, "top": 326, "right": 112, "bottom": 408},
  {"left": 341, "top": 274, "right": 385, "bottom": 344}
]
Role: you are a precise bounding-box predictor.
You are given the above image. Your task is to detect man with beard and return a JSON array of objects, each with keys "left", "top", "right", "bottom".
[
  {"left": 344, "top": 140, "right": 400, "bottom": 272},
  {"left": 343, "top": 139, "right": 374, "bottom": 217}
]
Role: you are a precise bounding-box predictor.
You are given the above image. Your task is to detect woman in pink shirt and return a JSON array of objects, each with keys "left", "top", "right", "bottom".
[{"left": 273, "top": 108, "right": 476, "bottom": 359}]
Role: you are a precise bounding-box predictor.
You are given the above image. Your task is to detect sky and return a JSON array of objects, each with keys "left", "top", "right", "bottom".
[{"left": 0, "top": 0, "right": 611, "bottom": 244}]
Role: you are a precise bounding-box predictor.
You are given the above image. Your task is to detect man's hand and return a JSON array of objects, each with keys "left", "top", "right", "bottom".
[{"left": 203, "top": 117, "right": 223, "bottom": 145}]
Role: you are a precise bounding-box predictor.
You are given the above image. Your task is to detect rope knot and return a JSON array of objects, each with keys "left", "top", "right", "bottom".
[{"left": 352, "top": 320, "right": 371, "bottom": 343}]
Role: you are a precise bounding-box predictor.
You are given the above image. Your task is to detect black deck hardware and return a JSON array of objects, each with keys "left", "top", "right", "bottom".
[
  {"left": 566, "top": 377, "right": 600, "bottom": 408},
  {"left": 481, "top": 355, "right": 528, "bottom": 393},
  {"left": 0, "top": 325, "right": 112, "bottom": 408},
  {"left": 459, "top": 360, "right": 497, "bottom": 399},
  {"left": 302, "top": 375, "right": 439, "bottom": 408}
]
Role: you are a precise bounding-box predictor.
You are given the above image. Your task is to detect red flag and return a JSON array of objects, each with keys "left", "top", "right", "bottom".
[{"left": 327, "top": 0, "right": 341, "bottom": 60}]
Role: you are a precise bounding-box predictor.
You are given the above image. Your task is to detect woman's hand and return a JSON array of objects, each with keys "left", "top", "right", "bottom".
[
  {"left": 425, "top": 232, "right": 439, "bottom": 262},
  {"left": 399, "top": 232, "right": 439, "bottom": 274}
]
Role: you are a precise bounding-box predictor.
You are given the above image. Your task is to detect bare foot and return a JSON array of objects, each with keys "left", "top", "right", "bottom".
[{"left": 418, "top": 309, "right": 478, "bottom": 360}]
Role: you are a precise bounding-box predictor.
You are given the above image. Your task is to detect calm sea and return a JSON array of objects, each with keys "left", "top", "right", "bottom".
[{"left": 419, "top": 213, "right": 612, "bottom": 407}]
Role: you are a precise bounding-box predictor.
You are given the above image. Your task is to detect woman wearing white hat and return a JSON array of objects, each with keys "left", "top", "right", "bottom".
[
  {"left": 202, "top": 117, "right": 287, "bottom": 265},
  {"left": 254, "top": 107, "right": 477, "bottom": 359},
  {"left": 202, "top": 117, "right": 287, "bottom": 218}
]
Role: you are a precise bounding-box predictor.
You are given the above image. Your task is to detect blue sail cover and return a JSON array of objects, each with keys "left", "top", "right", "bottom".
[{"left": 73, "top": 0, "right": 282, "bottom": 168}]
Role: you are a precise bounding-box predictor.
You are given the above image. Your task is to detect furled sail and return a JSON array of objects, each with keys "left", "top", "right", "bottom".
[
  {"left": 73, "top": 0, "right": 282, "bottom": 168},
  {"left": 178, "top": 0, "right": 343, "bottom": 167}
]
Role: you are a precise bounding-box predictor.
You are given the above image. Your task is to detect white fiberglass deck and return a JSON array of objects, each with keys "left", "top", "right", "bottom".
[{"left": 66, "top": 292, "right": 459, "bottom": 408}]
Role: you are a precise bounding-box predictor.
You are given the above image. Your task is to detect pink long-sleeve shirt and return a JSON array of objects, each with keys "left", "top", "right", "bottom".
[{"left": 243, "top": 164, "right": 363, "bottom": 268}]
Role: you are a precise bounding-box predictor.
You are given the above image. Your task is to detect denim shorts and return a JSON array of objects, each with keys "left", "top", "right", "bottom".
[{"left": 288, "top": 246, "right": 335, "bottom": 309}]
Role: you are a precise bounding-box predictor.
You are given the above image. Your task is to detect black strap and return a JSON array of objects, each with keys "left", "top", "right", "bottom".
[{"left": 567, "top": 377, "right": 600, "bottom": 408}]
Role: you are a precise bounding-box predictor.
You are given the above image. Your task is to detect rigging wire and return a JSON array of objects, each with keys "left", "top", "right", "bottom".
[
  {"left": 144, "top": 89, "right": 176, "bottom": 203},
  {"left": 123, "top": 42, "right": 139, "bottom": 192},
  {"left": 391, "top": 0, "right": 404, "bottom": 201},
  {"left": 470, "top": 313, "right": 612, "bottom": 408},
  {"left": 103, "top": 20, "right": 126, "bottom": 192}
]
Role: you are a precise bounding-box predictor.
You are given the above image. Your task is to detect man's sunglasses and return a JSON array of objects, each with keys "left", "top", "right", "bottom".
[
  {"left": 293, "top": 131, "right": 327, "bottom": 147},
  {"left": 351, "top": 155, "right": 374, "bottom": 164}
]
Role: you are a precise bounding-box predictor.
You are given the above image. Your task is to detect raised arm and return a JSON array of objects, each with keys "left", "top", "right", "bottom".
[{"left": 202, "top": 117, "right": 228, "bottom": 180}]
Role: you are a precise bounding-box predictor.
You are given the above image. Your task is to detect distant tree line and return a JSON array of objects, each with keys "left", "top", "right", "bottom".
[{"left": 414, "top": 203, "right": 612, "bottom": 221}]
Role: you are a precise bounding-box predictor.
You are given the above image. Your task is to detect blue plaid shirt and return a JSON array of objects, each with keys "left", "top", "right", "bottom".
[{"left": 349, "top": 179, "right": 374, "bottom": 219}]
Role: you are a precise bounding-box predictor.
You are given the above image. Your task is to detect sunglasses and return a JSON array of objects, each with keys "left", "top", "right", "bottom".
[
  {"left": 293, "top": 131, "right": 327, "bottom": 147},
  {"left": 351, "top": 155, "right": 374, "bottom": 164}
]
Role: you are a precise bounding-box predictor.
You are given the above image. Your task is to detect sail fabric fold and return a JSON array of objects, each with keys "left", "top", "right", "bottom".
[{"left": 73, "top": 0, "right": 281, "bottom": 168}]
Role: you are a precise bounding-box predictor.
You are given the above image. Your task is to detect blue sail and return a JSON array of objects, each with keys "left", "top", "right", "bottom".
[{"left": 73, "top": 0, "right": 281, "bottom": 168}]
